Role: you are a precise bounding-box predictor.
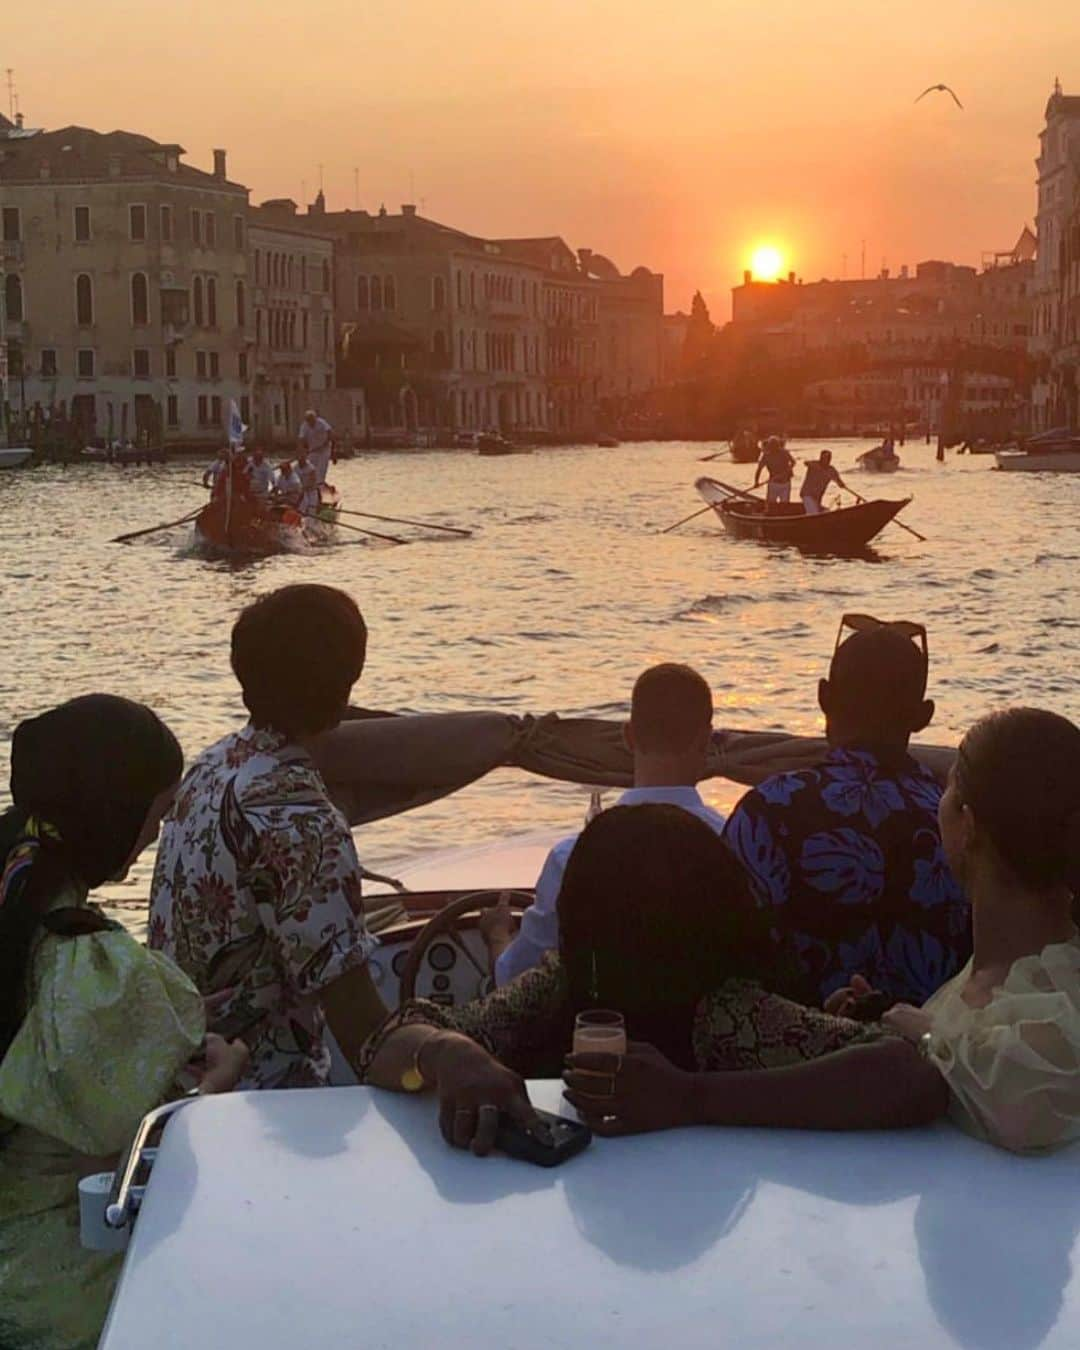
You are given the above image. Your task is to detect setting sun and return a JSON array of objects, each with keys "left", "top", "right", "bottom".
[{"left": 750, "top": 244, "right": 784, "bottom": 281}]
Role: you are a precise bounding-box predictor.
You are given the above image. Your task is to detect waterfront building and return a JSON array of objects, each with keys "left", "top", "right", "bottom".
[
  {"left": 0, "top": 123, "right": 250, "bottom": 446},
  {"left": 247, "top": 201, "right": 335, "bottom": 445},
  {"left": 1031, "top": 83, "right": 1080, "bottom": 430}
]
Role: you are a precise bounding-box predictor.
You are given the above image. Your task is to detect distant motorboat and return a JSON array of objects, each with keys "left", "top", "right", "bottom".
[
  {"left": 596, "top": 435, "right": 621, "bottom": 448},
  {"left": 857, "top": 444, "right": 901, "bottom": 473},
  {"left": 0, "top": 447, "right": 32, "bottom": 469}
]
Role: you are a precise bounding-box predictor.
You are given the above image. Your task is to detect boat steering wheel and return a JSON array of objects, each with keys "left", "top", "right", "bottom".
[{"left": 398, "top": 889, "right": 533, "bottom": 1004}]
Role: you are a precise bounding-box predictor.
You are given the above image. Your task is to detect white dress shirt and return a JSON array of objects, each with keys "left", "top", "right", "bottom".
[{"left": 494, "top": 785, "right": 726, "bottom": 987}]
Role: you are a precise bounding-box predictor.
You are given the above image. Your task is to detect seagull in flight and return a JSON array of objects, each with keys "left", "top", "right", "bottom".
[{"left": 915, "top": 83, "right": 963, "bottom": 109}]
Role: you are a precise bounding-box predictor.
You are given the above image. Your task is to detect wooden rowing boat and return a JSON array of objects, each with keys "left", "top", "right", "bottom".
[
  {"left": 695, "top": 476, "right": 910, "bottom": 552},
  {"left": 194, "top": 485, "right": 341, "bottom": 556}
]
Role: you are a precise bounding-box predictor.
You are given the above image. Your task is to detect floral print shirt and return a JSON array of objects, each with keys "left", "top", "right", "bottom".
[
  {"left": 723, "top": 746, "right": 970, "bottom": 1004},
  {"left": 359, "top": 955, "right": 885, "bottom": 1083},
  {"left": 149, "top": 726, "right": 375, "bottom": 1089}
]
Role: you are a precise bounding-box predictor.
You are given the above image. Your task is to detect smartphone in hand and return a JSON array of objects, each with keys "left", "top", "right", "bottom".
[{"left": 496, "top": 1108, "right": 592, "bottom": 1168}]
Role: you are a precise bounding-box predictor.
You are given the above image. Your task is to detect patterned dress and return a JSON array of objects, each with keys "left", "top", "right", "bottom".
[
  {"left": 150, "top": 725, "right": 375, "bottom": 1089},
  {"left": 360, "top": 955, "right": 885, "bottom": 1082},
  {"left": 723, "top": 746, "right": 970, "bottom": 1004},
  {"left": 0, "top": 888, "right": 203, "bottom": 1350}
]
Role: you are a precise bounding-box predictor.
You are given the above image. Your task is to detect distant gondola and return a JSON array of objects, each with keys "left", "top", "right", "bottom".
[{"left": 695, "top": 476, "right": 910, "bottom": 553}]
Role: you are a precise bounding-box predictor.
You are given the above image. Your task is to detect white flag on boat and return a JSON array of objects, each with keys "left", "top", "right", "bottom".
[{"left": 228, "top": 400, "right": 247, "bottom": 448}]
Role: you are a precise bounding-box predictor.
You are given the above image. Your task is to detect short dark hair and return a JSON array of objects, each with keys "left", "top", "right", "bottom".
[
  {"left": 957, "top": 707, "right": 1080, "bottom": 892},
  {"left": 630, "top": 663, "right": 713, "bottom": 753},
  {"left": 827, "top": 627, "right": 928, "bottom": 739},
  {"left": 231, "top": 585, "right": 367, "bottom": 738}
]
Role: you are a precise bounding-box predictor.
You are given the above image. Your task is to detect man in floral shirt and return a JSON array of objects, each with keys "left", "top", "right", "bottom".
[
  {"left": 723, "top": 618, "right": 969, "bottom": 1005},
  {"left": 150, "top": 585, "right": 385, "bottom": 1089}
]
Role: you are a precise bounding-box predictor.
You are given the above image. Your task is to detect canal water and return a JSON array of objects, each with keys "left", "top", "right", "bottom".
[{"left": 1, "top": 439, "right": 1077, "bottom": 931}]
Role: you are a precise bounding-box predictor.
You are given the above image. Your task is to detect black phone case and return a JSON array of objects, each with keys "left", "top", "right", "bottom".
[{"left": 495, "top": 1109, "right": 592, "bottom": 1167}]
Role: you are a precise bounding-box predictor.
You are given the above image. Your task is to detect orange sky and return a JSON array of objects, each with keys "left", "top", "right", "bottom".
[{"left": 7, "top": 0, "right": 1072, "bottom": 316}]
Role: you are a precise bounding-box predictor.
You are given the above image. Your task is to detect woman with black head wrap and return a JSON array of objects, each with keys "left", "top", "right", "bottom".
[{"left": 0, "top": 695, "right": 248, "bottom": 1350}]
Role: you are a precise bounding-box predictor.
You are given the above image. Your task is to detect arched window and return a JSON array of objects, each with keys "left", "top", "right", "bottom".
[
  {"left": 255, "top": 308, "right": 262, "bottom": 345},
  {"left": 322, "top": 260, "right": 331, "bottom": 294},
  {"left": 383, "top": 276, "right": 396, "bottom": 309},
  {"left": 356, "top": 275, "right": 369, "bottom": 310},
  {"left": 458, "top": 331, "right": 465, "bottom": 368},
  {"left": 131, "top": 272, "right": 149, "bottom": 325},
  {"left": 207, "top": 277, "right": 218, "bottom": 326},
  {"left": 5, "top": 273, "right": 24, "bottom": 323},
  {"left": 432, "top": 276, "right": 446, "bottom": 311},
  {"left": 370, "top": 276, "right": 383, "bottom": 311},
  {"left": 192, "top": 276, "right": 204, "bottom": 326},
  {"left": 254, "top": 249, "right": 261, "bottom": 283},
  {"left": 456, "top": 271, "right": 464, "bottom": 308},
  {"left": 286, "top": 257, "right": 293, "bottom": 290},
  {"left": 236, "top": 279, "right": 246, "bottom": 327},
  {"left": 75, "top": 273, "right": 93, "bottom": 325}
]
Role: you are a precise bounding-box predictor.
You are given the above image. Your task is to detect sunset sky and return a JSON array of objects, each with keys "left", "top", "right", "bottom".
[{"left": 8, "top": 0, "right": 1073, "bottom": 316}]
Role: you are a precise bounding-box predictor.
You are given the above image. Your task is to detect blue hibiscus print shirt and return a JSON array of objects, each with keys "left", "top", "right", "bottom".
[{"left": 723, "top": 746, "right": 969, "bottom": 1003}]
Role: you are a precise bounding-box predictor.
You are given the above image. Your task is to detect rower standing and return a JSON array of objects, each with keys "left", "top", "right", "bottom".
[
  {"left": 799, "top": 450, "right": 850, "bottom": 515},
  {"left": 754, "top": 436, "right": 796, "bottom": 512},
  {"left": 297, "top": 409, "right": 334, "bottom": 486},
  {"left": 202, "top": 450, "right": 228, "bottom": 493}
]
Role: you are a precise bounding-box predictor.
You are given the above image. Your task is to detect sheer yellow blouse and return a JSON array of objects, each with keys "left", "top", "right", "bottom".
[{"left": 923, "top": 935, "right": 1080, "bottom": 1155}]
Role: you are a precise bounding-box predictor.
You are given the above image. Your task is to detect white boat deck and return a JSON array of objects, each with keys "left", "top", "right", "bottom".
[{"left": 100, "top": 1083, "right": 1080, "bottom": 1349}]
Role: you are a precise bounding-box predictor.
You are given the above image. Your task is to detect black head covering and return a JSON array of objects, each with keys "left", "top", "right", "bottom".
[{"left": 3, "top": 694, "right": 183, "bottom": 886}]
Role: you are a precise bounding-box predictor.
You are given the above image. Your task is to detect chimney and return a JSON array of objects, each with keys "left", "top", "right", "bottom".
[
  {"left": 213, "top": 148, "right": 227, "bottom": 179},
  {"left": 14, "top": 112, "right": 23, "bottom": 129},
  {"left": 743, "top": 269, "right": 752, "bottom": 285},
  {"left": 402, "top": 203, "right": 416, "bottom": 217},
  {"left": 578, "top": 247, "right": 593, "bottom": 275},
  {"left": 788, "top": 271, "right": 795, "bottom": 284}
]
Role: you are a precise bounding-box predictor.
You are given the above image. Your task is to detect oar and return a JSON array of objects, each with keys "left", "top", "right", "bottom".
[
  {"left": 111, "top": 507, "right": 203, "bottom": 544},
  {"left": 702, "top": 476, "right": 767, "bottom": 503},
  {"left": 299, "top": 510, "right": 406, "bottom": 545},
  {"left": 660, "top": 504, "right": 715, "bottom": 534},
  {"left": 336, "top": 507, "right": 472, "bottom": 537},
  {"left": 847, "top": 490, "right": 927, "bottom": 543},
  {"left": 698, "top": 449, "right": 733, "bottom": 462}
]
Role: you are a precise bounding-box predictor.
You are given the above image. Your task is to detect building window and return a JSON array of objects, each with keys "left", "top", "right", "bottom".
[
  {"left": 211, "top": 394, "right": 222, "bottom": 425},
  {"left": 254, "top": 249, "right": 261, "bottom": 283},
  {"left": 209, "top": 351, "right": 220, "bottom": 379},
  {"left": 432, "top": 276, "right": 446, "bottom": 310},
  {"left": 167, "top": 394, "right": 179, "bottom": 427},
  {"left": 456, "top": 271, "right": 464, "bottom": 308},
  {"left": 1, "top": 207, "right": 19, "bottom": 241},
  {"left": 165, "top": 347, "right": 177, "bottom": 378},
  {"left": 161, "top": 288, "right": 189, "bottom": 326},
  {"left": 301, "top": 257, "right": 308, "bottom": 290},
  {"left": 75, "top": 273, "right": 94, "bottom": 325},
  {"left": 238, "top": 351, "right": 248, "bottom": 380},
  {"left": 4, "top": 273, "right": 23, "bottom": 322},
  {"left": 233, "top": 215, "right": 244, "bottom": 251},
  {"left": 302, "top": 312, "right": 309, "bottom": 348},
  {"left": 322, "top": 260, "right": 331, "bottom": 294},
  {"left": 205, "top": 213, "right": 216, "bottom": 248},
  {"left": 41, "top": 348, "right": 57, "bottom": 376},
  {"left": 193, "top": 276, "right": 204, "bottom": 326},
  {"left": 76, "top": 349, "right": 95, "bottom": 379},
  {"left": 322, "top": 315, "right": 330, "bottom": 351},
  {"left": 129, "top": 204, "right": 147, "bottom": 241},
  {"left": 74, "top": 205, "right": 91, "bottom": 242},
  {"left": 255, "top": 308, "right": 262, "bottom": 344},
  {"left": 196, "top": 350, "right": 207, "bottom": 379},
  {"left": 207, "top": 277, "right": 218, "bottom": 326},
  {"left": 433, "top": 330, "right": 447, "bottom": 361},
  {"left": 356, "top": 276, "right": 369, "bottom": 310},
  {"left": 286, "top": 256, "right": 293, "bottom": 289},
  {"left": 131, "top": 272, "right": 150, "bottom": 325},
  {"left": 161, "top": 204, "right": 173, "bottom": 242},
  {"left": 371, "top": 276, "right": 383, "bottom": 311},
  {"left": 133, "top": 348, "right": 151, "bottom": 377},
  {"left": 235, "top": 279, "right": 246, "bottom": 327},
  {"left": 191, "top": 209, "right": 202, "bottom": 245},
  {"left": 198, "top": 395, "right": 209, "bottom": 424},
  {"left": 384, "top": 276, "right": 396, "bottom": 309}
]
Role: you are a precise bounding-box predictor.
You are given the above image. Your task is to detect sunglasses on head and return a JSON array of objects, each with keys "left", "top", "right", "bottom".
[{"left": 834, "top": 612, "right": 929, "bottom": 665}]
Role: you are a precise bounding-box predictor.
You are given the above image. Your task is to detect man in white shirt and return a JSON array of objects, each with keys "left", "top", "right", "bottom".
[
  {"left": 298, "top": 409, "right": 334, "bottom": 485},
  {"left": 248, "top": 447, "right": 275, "bottom": 508},
  {"left": 274, "top": 460, "right": 302, "bottom": 508},
  {"left": 489, "top": 663, "right": 724, "bottom": 986}
]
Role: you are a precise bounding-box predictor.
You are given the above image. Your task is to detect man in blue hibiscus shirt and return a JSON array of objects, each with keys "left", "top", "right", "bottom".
[{"left": 723, "top": 616, "right": 969, "bottom": 1005}]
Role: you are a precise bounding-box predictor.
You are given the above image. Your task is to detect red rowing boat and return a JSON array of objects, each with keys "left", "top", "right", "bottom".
[{"left": 194, "top": 486, "right": 341, "bottom": 557}]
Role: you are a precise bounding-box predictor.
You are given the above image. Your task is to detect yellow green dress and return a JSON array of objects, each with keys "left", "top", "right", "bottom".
[{"left": 0, "top": 891, "right": 203, "bottom": 1349}]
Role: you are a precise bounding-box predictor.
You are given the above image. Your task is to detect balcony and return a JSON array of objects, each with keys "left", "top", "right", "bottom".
[{"left": 1, "top": 240, "right": 24, "bottom": 263}]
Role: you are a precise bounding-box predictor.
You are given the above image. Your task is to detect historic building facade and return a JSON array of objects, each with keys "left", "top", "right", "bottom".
[
  {"left": 247, "top": 202, "right": 335, "bottom": 445},
  {"left": 0, "top": 124, "right": 250, "bottom": 445}
]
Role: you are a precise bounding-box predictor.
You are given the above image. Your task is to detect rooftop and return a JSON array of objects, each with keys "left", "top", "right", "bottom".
[{"left": 0, "top": 125, "right": 246, "bottom": 193}]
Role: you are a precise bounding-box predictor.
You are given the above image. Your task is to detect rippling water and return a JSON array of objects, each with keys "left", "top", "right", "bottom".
[{"left": 2, "top": 439, "right": 1078, "bottom": 930}]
